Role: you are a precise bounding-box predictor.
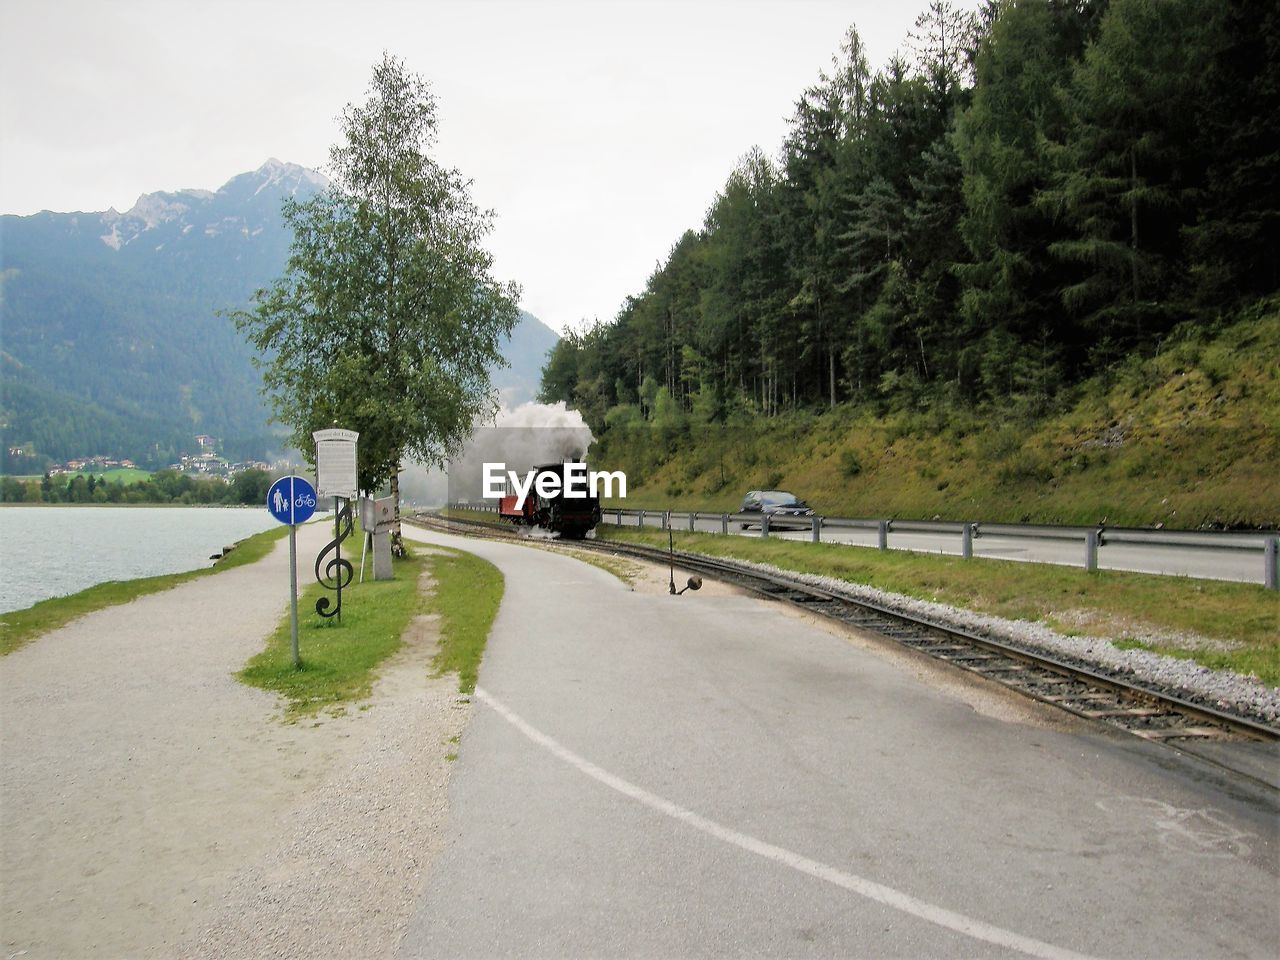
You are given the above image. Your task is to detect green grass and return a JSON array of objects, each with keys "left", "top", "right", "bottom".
[
  {"left": 0, "top": 524, "right": 289, "bottom": 656},
  {"left": 238, "top": 548, "right": 428, "bottom": 716},
  {"left": 438, "top": 507, "right": 501, "bottom": 524},
  {"left": 237, "top": 537, "right": 505, "bottom": 712},
  {"left": 599, "top": 526, "right": 1280, "bottom": 685},
  {"left": 2, "top": 468, "right": 153, "bottom": 484},
  {"left": 73, "top": 467, "right": 153, "bottom": 483},
  {"left": 426, "top": 548, "right": 504, "bottom": 694}
]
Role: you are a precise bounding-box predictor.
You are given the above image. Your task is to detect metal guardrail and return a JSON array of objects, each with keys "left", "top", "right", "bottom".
[{"left": 446, "top": 502, "right": 1280, "bottom": 588}]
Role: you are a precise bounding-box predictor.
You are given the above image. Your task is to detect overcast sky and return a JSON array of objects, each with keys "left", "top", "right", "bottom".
[{"left": 3, "top": 0, "right": 935, "bottom": 334}]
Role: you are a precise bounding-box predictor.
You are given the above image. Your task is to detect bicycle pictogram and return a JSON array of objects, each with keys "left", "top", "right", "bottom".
[{"left": 267, "top": 476, "right": 318, "bottom": 526}]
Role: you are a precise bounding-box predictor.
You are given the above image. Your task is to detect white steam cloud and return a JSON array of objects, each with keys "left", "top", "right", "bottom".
[{"left": 398, "top": 402, "right": 594, "bottom": 507}]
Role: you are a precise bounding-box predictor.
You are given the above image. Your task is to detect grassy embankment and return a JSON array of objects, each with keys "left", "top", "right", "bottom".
[
  {"left": 597, "top": 525, "right": 1279, "bottom": 686},
  {"left": 239, "top": 545, "right": 503, "bottom": 715},
  {"left": 595, "top": 305, "right": 1279, "bottom": 530},
  {"left": 424, "top": 549, "right": 504, "bottom": 693},
  {"left": 0, "top": 525, "right": 289, "bottom": 657}
]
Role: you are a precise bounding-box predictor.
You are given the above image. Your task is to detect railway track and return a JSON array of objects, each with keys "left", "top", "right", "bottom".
[{"left": 407, "top": 512, "right": 1279, "bottom": 755}]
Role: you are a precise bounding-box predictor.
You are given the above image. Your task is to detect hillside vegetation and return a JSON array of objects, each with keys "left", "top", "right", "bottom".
[{"left": 593, "top": 303, "right": 1278, "bottom": 529}]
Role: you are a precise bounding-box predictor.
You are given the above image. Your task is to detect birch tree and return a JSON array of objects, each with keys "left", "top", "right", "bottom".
[{"left": 236, "top": 53, "right": 519, "bottom": 544}]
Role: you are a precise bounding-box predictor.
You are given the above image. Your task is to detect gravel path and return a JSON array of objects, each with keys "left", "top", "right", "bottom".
[
  {"left": 183, "top": 601, "right": 468, "bottom": 959},
  {"left": 1, "top": 526, "right": 466, "bottom": 959}
]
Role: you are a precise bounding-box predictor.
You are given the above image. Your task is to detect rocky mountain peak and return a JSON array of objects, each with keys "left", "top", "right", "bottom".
[
  {"left": 253, "top": 157, "right": 329, "bottom": 187},
  {"left": 85, "top": 160, "right": 327, "bottom": 250}
]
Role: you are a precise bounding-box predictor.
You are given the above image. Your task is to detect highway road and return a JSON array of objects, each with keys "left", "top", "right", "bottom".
[
  {"left": 399, "top": 527, "right": 1277, "bottom": 959},
  {"left": 613, "top": 513, "right": 1271, "bottom": 584}
]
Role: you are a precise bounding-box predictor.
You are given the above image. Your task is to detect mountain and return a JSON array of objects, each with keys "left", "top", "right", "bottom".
[
  {"left": 496, "top": 311, "right": 560, "bottom": 407},
  {"left": 1, "top": 159, "right": 325, "bottom": 470},
  {"left": 0, "top": 161, "right": 556, "bottom": 472}
]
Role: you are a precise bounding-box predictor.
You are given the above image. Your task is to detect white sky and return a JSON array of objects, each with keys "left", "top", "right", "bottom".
[{"left": 2, "top": 0, "right": 929, "bottom": 334}]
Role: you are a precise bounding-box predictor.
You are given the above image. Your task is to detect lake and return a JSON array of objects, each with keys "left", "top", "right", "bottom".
[{"left": 0, "top": 506, "right": 282, "bottom": 614}]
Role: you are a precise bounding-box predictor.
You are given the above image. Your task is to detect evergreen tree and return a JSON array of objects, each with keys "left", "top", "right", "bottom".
[
  {"left": 781, "top": 27, "right": 876, "bottom": 410},
  {"left": 1187, "top": 0, "right": 1280, "bottom": 305},
  {"left": 903, "top": 136, "right": 967, "bottom": 388},
  {"left": 909, "top": 0, "right": 981, "bottom": 94},
  {"left": 1041, "top": 0, "right": 1220, "bottom": 357},
  {"left": 537, "top": 334, "right": 583, "bottom": 405},
  {"left": 953, "top": 0, "right": 1100, "bottom": 394}
]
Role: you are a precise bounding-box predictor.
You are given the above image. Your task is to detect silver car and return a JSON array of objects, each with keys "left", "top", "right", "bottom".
[{"left": 738, "top": 490, "right": 815, "bottom": 530}]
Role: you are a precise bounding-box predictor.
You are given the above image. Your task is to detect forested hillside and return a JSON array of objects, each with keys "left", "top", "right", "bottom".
[
  {"left": 540, "top": 0, "right": 1277, "bottom": 446},
  {"left": 593, "top": 300, "right": 1279, "bottom": 528},
  {"left": 0, "top": 160, "right": 325, "bottom": 470}
]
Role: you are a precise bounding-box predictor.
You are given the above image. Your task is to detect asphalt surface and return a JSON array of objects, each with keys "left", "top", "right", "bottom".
[
  {"left": 612, "top": 514, "right": 1270, "bottom": 585},
  {"left": 399, "top": 527, "right": 1278, "bottom": 959}
]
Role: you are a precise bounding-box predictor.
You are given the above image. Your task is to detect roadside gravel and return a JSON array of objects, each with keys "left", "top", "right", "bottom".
[
  {"left": 732, "top": 557, "right": 1280, "bottom": 726},
  {"left": 184, "top": 603, "right": 469, "bottom": 960}
]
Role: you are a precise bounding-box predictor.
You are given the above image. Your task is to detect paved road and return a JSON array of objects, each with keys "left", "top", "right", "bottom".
[
  {"left": 610, "top": 514, "right": 1270, "bottom": 584},
  {"left": 399, "top": 527, "right": 1277, "bottom": 958}
]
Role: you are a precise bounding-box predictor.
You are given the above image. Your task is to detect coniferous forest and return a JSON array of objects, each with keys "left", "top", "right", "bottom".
[{"left": 539, "top": 0, "right": 1277, "bottom": 433}]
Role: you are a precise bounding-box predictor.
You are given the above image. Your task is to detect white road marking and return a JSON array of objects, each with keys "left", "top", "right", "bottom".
[{"left": 476, "top": 686, "right": 1100, "bottom": 960}]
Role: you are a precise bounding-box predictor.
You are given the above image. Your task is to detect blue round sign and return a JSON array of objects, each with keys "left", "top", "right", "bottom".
[{"left": 267, "top": 475, "right": 317, "bottom": 526}]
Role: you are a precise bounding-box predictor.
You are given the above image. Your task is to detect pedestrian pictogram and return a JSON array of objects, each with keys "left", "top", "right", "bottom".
[{"left": 267, "top": 476, "right": 318, "bottom": 526}]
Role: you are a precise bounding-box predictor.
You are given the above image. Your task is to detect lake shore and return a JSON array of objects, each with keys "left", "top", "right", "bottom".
[{"left": 0, "top": 506, "right": 286, "bottom": 615}]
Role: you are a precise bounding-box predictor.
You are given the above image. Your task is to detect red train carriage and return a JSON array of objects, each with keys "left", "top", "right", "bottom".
[{"left": 497, "top": 461, "right": 602, "bottom": 540}]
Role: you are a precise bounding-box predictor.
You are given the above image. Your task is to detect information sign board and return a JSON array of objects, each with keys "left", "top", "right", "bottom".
[{"left": 313, "top": 428, "right": 359, "bottom": 499}]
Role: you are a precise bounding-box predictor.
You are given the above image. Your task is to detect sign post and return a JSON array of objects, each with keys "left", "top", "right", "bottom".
[
  {"left": 267, "top": 475, "right": 318, "bottom": 668},
  {"left": 359, "top": 495, "right": 397, "bottom": 581},
  {"left": 313, "top": 429, "right": 359, "bottom": 621}
]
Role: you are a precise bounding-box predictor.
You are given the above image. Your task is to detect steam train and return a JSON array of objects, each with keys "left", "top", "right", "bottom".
[{"left": 497, "top": 461, "right": 602, "bottom": 540}]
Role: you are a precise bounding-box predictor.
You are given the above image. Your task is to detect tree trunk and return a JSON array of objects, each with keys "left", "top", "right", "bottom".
[
  {"left": 828, "top": 350, "right": 836, "bottom": 410},
  {"left": 390, "top": 462, "right": 405, "bottom": 557},
  {"left": 1130, "top": 146, "right": 1140, "bottom": 303}
]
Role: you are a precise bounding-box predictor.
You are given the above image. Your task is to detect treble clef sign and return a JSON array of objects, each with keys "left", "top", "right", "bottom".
[{"left": 315, "top": 498, "right": 354, "bottom": 620}]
